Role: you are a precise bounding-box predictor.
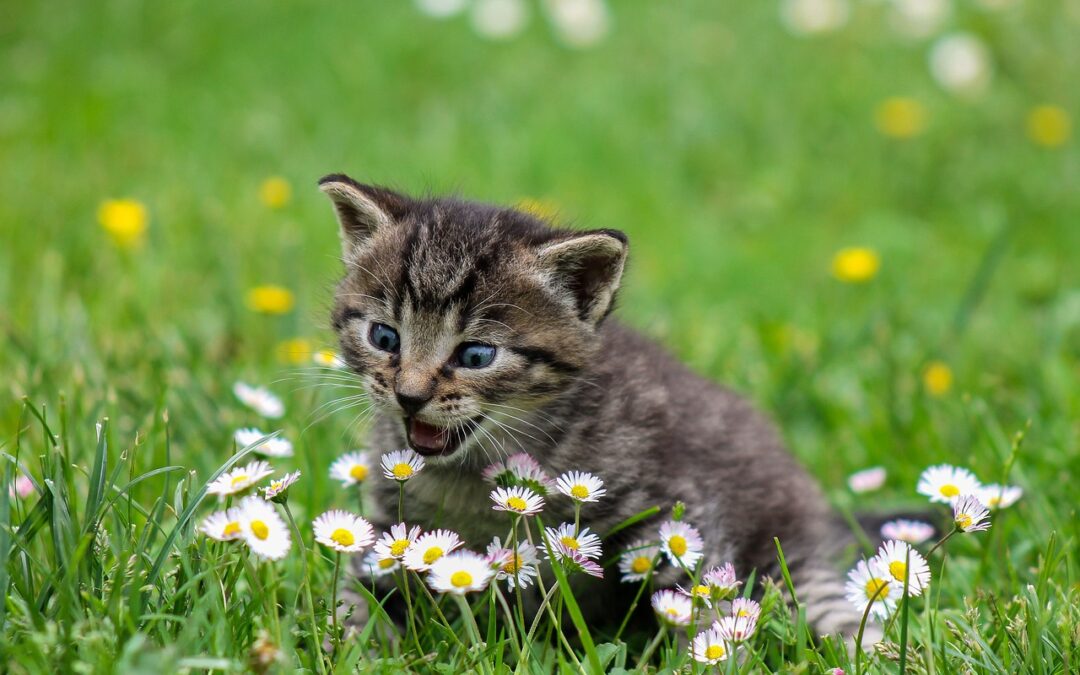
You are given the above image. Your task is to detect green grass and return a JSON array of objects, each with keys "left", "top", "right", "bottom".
[{"left": 2, "top": 0, "right": 1079, "bottom": 672}]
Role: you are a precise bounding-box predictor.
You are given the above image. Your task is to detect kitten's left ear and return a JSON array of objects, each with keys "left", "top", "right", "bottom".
[
  {"left": 318, "top": 174, "right": 410, "bottom": 255},
  {"left": 535, "top": 229, "right": 628, "bottom": 324}
]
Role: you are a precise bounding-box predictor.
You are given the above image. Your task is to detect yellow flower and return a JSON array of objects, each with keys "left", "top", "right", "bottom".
[
  {"left": 97, "top": 199, "right": 148, "bottom": 249},
  {"left": 831, "top": 247, "right": 880, "bottom": 283},
  {"left": 1026, "top": 105, "right": 1071, "bottom": 148},
  {"left": 874, "top": 97, "right": 927, "bottom": 139},
  {"left": 515, "top": 197, "right": 559, "bottom": 220},
  {"left": 922, "top": 361, "right": 953, "bottom": 396},
  {"left": 246, "top": 285, "right": 295, "bottom": 315},
  {"left": 259, "top": 176, "right": 292, "bottom": 209},
  {"left": 276, "top": 338, "right": 312, "bottom": 364}
]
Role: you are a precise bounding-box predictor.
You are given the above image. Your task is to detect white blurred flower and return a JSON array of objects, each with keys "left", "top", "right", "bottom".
[
  {"left": 715, "top": 612, "right": 758, "bottom": 643},
  {"left": 312, "top": 349, "right": 345, "bottom": 369},
  {"left": 207, "top": 460, "right": 274, "bottom": 497},
  {"left": 544, "top": 0, "right": 610, "bottom": 48},
  {"left": 847, "top": 466, "right": 887, "bottom": 493},
  {"left": 361, "top": 549, "right": 400, "bottom": 578},
  {"left": 9, "top": 475, "right": 34, "bottom": 499},
  {"left": 234, "top": 428, "right": 293, "bottom": 458},
  {"left": 330, "top": 450, "right": 372, "bottom": 486},
  {"left": 976, "top": 483, "right": 1022, "bottom": 509},
  {"left": 880, "top": 519, "right": 935, "bottom": 544},
  {"left": 471, "top": 0, "right": 529, "bottom": 40},
  {"left": 618, "top": 542, "right": 661, "bottom": 583},
  {"left": 929, "top": 33, "right": 993, "bottom": 97},
  {"left": 889, "top": 0, "right": 951, "bottom": 39},
  {"left": 779, "top": 0, "right": 850, "bottom": 36},
  {"left": 415, "top": 0, "right": 468, "bottom": 19},
  {"left": 651, "top": 589, "right": 693, "bottom": 626},
  {"left": 917, "top": 463, "right": 981, "bottom": 504},
  {"left": 200, "top": 508, "right": 243, "bottom": 541},
  {"left": 233, "top": 382, "right": 285, "bottom": 419}
]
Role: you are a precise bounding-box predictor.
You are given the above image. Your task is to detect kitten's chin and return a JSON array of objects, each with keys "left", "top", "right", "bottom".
[{"left": 404, "top": 416, "right": 481, "bottom": 458}]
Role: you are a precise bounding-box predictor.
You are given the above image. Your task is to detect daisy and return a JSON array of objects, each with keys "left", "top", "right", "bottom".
[
  {"left": 929, "top": 32, "right": 993, "bottom": 97},
  {"left": 548, "top": 541, "right": 605, "bottom": 578},
  {"left": 659, "top": 520, "right": 704, "bottom": 568},
  {"left": 360, "top": 550, "right": 400, "bottom": 578},
  {"left": 677, "top": 581, "right": 715, "bottom": 607},
  {"left": 651, "top": 589, "right": 693, "bottom": 627},
  {"left": 715, "top": 613, "right": 758, "bottom": 643},
  {"left": 490, "top": 486, "right": 545, "bottom": 516},
  {"left": 381, "top": 449, "right": 425, "bottom": 482},
  {"left": 10, "top": 475, "right": 35, "bottom": 499},
  {"left": 976, "top": 484, "right": 1022, "bottom": 510},
  {"left": 312, "top": 349, "right": 345, "bottom": 369},
  {"left": 690, "top": 627, "right": 730, "bottom": 665},
  {"left": 200, "top": 508, "right": 243, "bottom": 541},
  {"left": 234, "top": 428, "right": 293, "bottom": 458},
  {"left": 731, "top": 598, "right": 761, "bottom": 621},
  {"left": 329, "top": 450, "right": 372, "bottom": 486},
  {"left": 952, "top": 495, "right": 991, "bottom": 533},
  {"left": 207, "top": 460, "right": 274, "bottom": 497},
  {"left": 374, "top": 522, "right": 423, "bottom": 560},
  {"left": 233, "top": 382, "right": 285, "bottom": 419},
  {"left": 236, "top": 496, "right": 291, "bottom": 560},
  {"left": 618, "top": 542, "right": 662, "bottom": 583},
  {"left": 847, "top": 467, "right": 886, "bottom": 493},
  {"left": 313, "top": 510, "right": 375, "bottom": 554},
  {"left": 880, "top": 519, "right": 935, "bottom": 545},
  {"left": 486, "top": 537, "right": 539, "bottom": 589},
  {"left": 482, "top": 452, "right": 553, "bottom": 494},
  {"left": 702, "top": 563, "right": 741, "bottom": 598},
  {"left": 873, "top": 540, "right": 931, "bottom": 596},
  {"left": 543, "top": 523, "right": 602, "bottom": 560},
  {"left": 403, "top": 529, "right": 463, "bottom": 571},
  {"left": 555, "top": 471, "right": 606, "bottom": 503},
  {"left": 427, "top": 551, "right": 494, "bottom": 595},
  {"left": 917, "top": 464, "right": 981, "bottom": 504},
  {"left": 845, "top": 559, "right": 896, "bottom": 619},
  {"left": 261, "top": 471, "right": 301, "bottom": 502}
]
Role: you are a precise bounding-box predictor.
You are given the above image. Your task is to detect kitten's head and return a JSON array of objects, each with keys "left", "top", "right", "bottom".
[{"left": 320, "top": 174, "right": 628, "bottom": 460}]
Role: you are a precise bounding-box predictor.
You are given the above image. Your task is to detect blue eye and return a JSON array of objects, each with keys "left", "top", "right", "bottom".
[
  {"left": 369, "top": 323, "right": 400, "bottom": 353},
  {"left": 456, "top": 343, "right": 496, "bottom": 369}
]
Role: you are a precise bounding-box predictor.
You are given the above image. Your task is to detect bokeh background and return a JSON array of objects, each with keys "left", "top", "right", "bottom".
[{"left": 2, "top": 0, "right": 1078, "bottom": 519}]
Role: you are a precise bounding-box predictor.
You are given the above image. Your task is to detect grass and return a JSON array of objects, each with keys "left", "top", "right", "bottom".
[{"left": 1, "top": 0, "right": 1079, "bottom": 672}]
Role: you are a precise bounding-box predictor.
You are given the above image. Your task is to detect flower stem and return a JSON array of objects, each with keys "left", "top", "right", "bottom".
[
  {"left": 282, "top": 503, "right": 327, "bottom": 675},
  {"left": 397, "top": 481, "right": 405, "bottom": 523},
  {"left": 453, "top": 594, "right": 491, "bottom": 675},
  {"left": 926, "top": 527, "right": 957, "bottom": 557},
  {"left": 330, "top": 551, "right": 342, "bottom": 654},
  {"left": 636, "top": 625, "right": 667, "bottom": 668}
]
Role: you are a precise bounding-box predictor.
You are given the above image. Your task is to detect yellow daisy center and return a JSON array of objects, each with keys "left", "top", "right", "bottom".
[
  {"left": 692, "top": 584, "right": 710, "bottom": 597},
  {"left": 939, "top": 484, "right": 960, "bottom": 498},
  {"left": 392, "top": 463, "right": 414, "bottom": 480},
  {"left": 331, "top": 528, "right": 355, "bottom": 547},
  {"left": 560, "top": 536, "right": 579, "bottom": 550},
  {"left": 668, "top": 535, "right": 688, "bottom": 557},
  {"left": 888, "top": 561, "right": 907, "bottom": 582},
  {"left": 987, "top": 497, "right": 1000, "bottom": 507},
  {"left": 450, "top": 571, "right": 473, "bottom": 588},
  {"left": 223, "top": 522, "right": 241, "bottom": 537},
  {"left": 570, "top": 485, "right": 589, "bottom": 499},
  {"left": 736, "top": 608, "right": 750, "bottom": 617},
  {"left": 251, "top": 520, "right": 270, "bottom": 540},
  {"left": 665, "top": 608, "right": 679, "bottom": 618},
  {"left": 350, "top": 465, "right": 369, "bottom": 481},
  {"left": 631, "top": 556, "right": 651, "bottom": 574},
  {"left": 956, "top": 513, "right": 972, "bottom": 529},
  {"left": 390, "top": 539, "right": 410, "bottom": 556},
  {"left": 503, "top": 554, "right": 522, "bottom": 574},
  {"left": 705, "top": 644, "right": 725, "bottom": 660},
  {"left": 423, "top": 547, "right": 444, "bottom": 565},
  {"left": 230, "top": 474, "right": 250, "bottom": 488},
  {"left": 269, "top": 480, "right": 283, "bottom": 491},
  {"left": 506, "top": 496, "right": 528, "bottom": 511},
  {"left": 378, "top": 558, "right": 396, "bottom": 569},
  {"left": 864, "top": 577, "right": 890, "bottom": 601}
]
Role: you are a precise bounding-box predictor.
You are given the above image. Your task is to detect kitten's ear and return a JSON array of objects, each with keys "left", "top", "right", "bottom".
[
  {"left": 318, "top": 174, "right": 409, "bottom": 253},
  {"left": 535, "top": 229, "right": 628, "bottom": 324}
]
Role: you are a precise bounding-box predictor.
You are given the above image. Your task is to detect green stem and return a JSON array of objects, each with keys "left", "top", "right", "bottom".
[
  {"left": 926, "top": 527, "right": 957, "bottom": 557},
  {"left": 397, "top": 481, "right": 405, "bottom": 524},
  {"left": 330, "top": 552, "right": 342, "bottom": 654},
  {"left": 282, "top": 503, "right": 327, "bottom": 675},
  {"left": 453, "top": 594, "right": 492, "bottom": 675},
  {"left": 636, "top": 625, "right": 667, "bottom": 669},
  {"left": 614, "top": 551, "right": 662, "bottom": 642}
]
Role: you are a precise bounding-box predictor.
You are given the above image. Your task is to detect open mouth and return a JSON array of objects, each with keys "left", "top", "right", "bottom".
[{"left": 404, "top": 416, "right": 481, "bottom": 457}]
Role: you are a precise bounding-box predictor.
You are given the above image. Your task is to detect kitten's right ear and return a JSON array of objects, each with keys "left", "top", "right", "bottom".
[{"left": 318, "top": 174, "right": 409, "bottom": 253}]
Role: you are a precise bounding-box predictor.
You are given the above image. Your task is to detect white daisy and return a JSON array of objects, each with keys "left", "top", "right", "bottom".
[
  {"left": 731, "top": 597, "right": 761, "bottom": 621},
  {"left": 313, "top": 510, "right": 375, "bottom": 554},
  {"left": 471, "top": 0, "right": 529, "bottom": 41},
  {"left": 845, "top": 559, "right": 896, "bottom": 619},
  {"left": 873, "top": 540, "right": 931, "bottom": 596},
  {"left": 929, "top": 33, "right": 993, "bottom": 97},
  {"left": 543, "top": 523, "right": 602, "bottom": 560},
  {"left": 847, "top": 466, "right": 886, "bottom": 493},
  {"left": 374, "top": 522, "right": 423, "bottom": 561},
  {"left": 486, "top": 537, "right": 540, "bottom": 589},
  {"left": 236, "top": 496, "right": 291, "bottom": 560},
  {"left": 952, "top": 495, "right": 991, "bottom": 533},
  {"left": 428, "top": 551, "right": 494, "bottom": 595},
  {"left": 233, "top": 382, "right": 285, "bottom": 419},
  {"left": 555, "top": 471, "right": 606, "bottom": 503},
  {"left": 234, "top": 428, "right": 293, "bottom": 458},
  {"left": 360, "top": 549, "right": 400, "bottom": 578},
  {"left": 207, "top": 460, "right": 275, "bottom": 497},
  {"left": 490, "top": 486, "right": 545, "bottom": 516},
  {"left": 312, "top": 348, "right": 345, "bottom": 369},
  {"left": 550, "top": 542, "right": 604, "bottom": 578},
  {"left": 381, "top": 449, "right": 425, "bottom": 482},
  {"left": 544, "top": 0, "right": 610, "bottom": 49},
  {"left": 690, "top": 627, "right": 730, "bottom": 664},
  {"left": 917, "top": 464, "right": 981, "bottom": 504},
  {"left": 889, "top": 0, "right": 951, "bottom": 39},
  {"left": 779, "top": 0, "right": 850, "bottom": 37},
  {"left": 975, "top": 484, "right": 1022, "bottom": 510},
  {"left": 651, "top": 589, "right": 693, "bottom": 627},
  {"left": 329, "top": 450, "right": 372, "bottom": 486},
  {"left": 261, "top": 471, "right": 301, "bottom": 502},
  {"left": 702, "top": 562, "right": 741, "bottom": 598},
  {"left": 880, "top": 519, "right": 936, "bottom": 545},
  {"left": 677, "top": 581, "right": 715, "bottom": 607},
  {"left": 618, "top": 542, "right": 662, "bottom": 583},
  {"left": 415, "top": 0, "right": 467, "bottom": 19},
  {"left": 482, "top": 452, "right": 553, "bottom": 494},
  {"left": 200, "top": 508, "right": 243, "bottom": 541},
  {"left": 659, "top": 520, "right": 704, "bottom": 568},
  {"left": 403, "top": 529, "right": 463, "bottom": 571},
  {"left": 715, "top": 613, "right": 758, "bottom": 643}
]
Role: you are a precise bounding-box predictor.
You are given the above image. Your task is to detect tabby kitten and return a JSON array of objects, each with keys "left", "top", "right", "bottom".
[{"left": 320, "top": 174, "right": 866, "bottom": 638}]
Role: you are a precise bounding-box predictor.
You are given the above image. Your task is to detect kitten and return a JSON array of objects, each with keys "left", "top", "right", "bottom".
[{"left": 320, "top": 174, "right": 868, "bottom": 639}]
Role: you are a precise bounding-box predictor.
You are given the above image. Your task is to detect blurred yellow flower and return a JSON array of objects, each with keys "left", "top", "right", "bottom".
[
  {"left": 831, "top": 247, "right": 880, "bottom": 283},
  {"left": 922, "top": 361, "right": 953, "bottom": 396},
  {"left": 97, "top": 199, "right": 148, "bottom": 249},
  {"left": 259, "top": 176, "right": 292, "bottom": 209},
  {"left": 516, "top": 198, "right": 559, "bottom": 220},
  {"left": 1026, "top": 105, "right": 1071, "bottom": 148},
  {"left": 276, "top": 338, "right": 312, "bottom": 364},
  {"left": 874, "top": 97, "right": 927, "bottom": 139},
  {"left": 247, "top": 285, "right": 295, "bottom": 315}
]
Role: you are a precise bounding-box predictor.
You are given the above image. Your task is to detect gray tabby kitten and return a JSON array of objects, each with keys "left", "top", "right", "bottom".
[{"left": 320, "top": 174, "right": 866, "bottom": 638}]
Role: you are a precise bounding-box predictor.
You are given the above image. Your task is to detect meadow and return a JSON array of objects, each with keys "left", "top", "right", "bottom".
[{"left": 1, "top": 0, "right": 1078, "bottom": 672}]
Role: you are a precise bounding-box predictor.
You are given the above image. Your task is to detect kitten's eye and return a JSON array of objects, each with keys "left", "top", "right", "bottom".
[
  {"left": 455, "top": 342, "right": 496, "bottom": 369},
  {"left": 369, "top": 323, "right": 400, "bottom": 353}
]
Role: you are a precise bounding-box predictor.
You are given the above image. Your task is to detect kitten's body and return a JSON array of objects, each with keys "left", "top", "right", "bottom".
[{"left": 321, "top": 175, "right": 865, "bottom": 638}]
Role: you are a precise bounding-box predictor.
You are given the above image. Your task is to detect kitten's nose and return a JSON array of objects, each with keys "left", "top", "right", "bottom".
[
  {"left": 395, "top": 390, "right": 432, "bottom": 416},
  {"left": 394, "top": 369, "right": 435, "bottom": 415}
]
